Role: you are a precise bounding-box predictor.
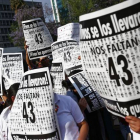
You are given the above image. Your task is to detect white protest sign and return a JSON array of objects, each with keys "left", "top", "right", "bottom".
[
  {"left": 22, "top": 18, "right": 53, "bottom": 60},
  {"left": 51, "top": 40, "right": 82, "bottom": 71},
  {"left": 9, "top": 68, "right": 61, "bottom": 140},
  {"left": 2, "top": 53, "right": 24, "bottom": 90},
  {"left": 80, "top": 0, "right": 140, "bottom": 118},
  {"left": 50, "top": 62, "right": 66, "bottom": 95},
  {"left": 0, "top": 48, "right": 3, "bottom": 95},
  {"left": 69, "top": 71, "right": 104, "bottom": 112},
  {"left": 57, "top": 23, "right": 80, "bottom": 42}
]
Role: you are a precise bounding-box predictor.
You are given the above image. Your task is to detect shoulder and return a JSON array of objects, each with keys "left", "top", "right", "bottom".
[
  {"left": 54, "top": 93, "right": 76, "bottom": 109},
  {"left": 55, "top": 93, "right": 73, "bottom": 102}
]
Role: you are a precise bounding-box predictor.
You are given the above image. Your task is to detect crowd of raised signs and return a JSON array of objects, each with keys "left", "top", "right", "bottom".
[{"left": 1, "top": 0, "right": 140, "bottom": 140}]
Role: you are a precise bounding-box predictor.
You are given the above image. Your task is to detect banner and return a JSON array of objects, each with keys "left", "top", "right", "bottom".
[
  {"left": 57, "top": 23, "right": 80, "bottom": 42},
  {"left": 51, "top": 40, "right": 82, "bottom": 71},
  {"left": 80, "top": 0, "right": 140, "bottom": 118},
  {"left": 0, "top": 48, "right": 3, "bottom": 95},
  {"left": 22, "top": 18, "right": 53, "bottom": 60},
  {"left": 69, "top": 71, "right": 104, "bottom": 112},
  {"left": 50, "top": 62, "right": 66, "bottom": 95},
  {"left": 9, "top": 68, "right": 61, "bottom": 140},
  {"left": 2, "top": 53, "right": 24, "bottom": 90}
]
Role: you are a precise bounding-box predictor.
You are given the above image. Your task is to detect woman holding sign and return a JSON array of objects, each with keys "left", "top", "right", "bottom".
[{"left": 0, "top": 83, "right": 20, "bottom": 140}]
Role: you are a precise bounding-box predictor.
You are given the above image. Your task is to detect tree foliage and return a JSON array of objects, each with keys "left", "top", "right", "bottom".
[
  {"left": 61, "top": 0, "right": 126, "bottom": 24},
  {"left": 10, "top": 0, "right": 25, "bottom": 13}
]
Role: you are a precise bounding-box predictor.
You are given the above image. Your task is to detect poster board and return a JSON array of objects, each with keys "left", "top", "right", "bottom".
[
  {"left": 2, "top": 53, "right": 24, "bottom": 90},
  {"left": 57, "top": 23, "right": 80, "bottom": 42},
  {"left": 79, "top": 0, "right": 140, "bottom": 118},
  {"left": 0, "top": 48, "right": 3, "bottom": 95},
  {"left": 69, "top": 71, "right": 104, "bottom": 112},
  {"left": 22, "top": 18, "right": 53, "bottom": 60},
  {"left": 9, "top": 68, "right": 61, "bottom": 140},
  {"left": 50, "top": 62, "right": 66, "bottom": 95},
  {"left": 51, "top": 40, "right": 82, "bottom": 71}
]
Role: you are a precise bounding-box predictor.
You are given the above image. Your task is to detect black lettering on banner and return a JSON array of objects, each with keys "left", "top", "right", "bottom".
[
  {"left": 64, "top": 51, "right": 71, "bottom": 62},
  {"left": 117, "top": 55, "right": 133, "bottom": 85},
  {"left": 35, "top": 33, "right": 43, "bottom": 44},
  {"left": 108, "top": 55, "right": 133, "bottom": 86},
  {"left": 23, "top": 102, "right": 28, "bottom": 123},
  {"left": 108, "top": 57, "right": 120, "bottom": 86},
  {"left": 23, "top": 102, "right": 35, "bottom": 123}
]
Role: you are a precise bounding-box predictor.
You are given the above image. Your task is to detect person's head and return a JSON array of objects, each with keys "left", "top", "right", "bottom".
[
  {"left": 7, "top": 83, "right": 20, "bottom": 106},
  {"left": 62, "top": 69, "right": 83, "bottom": 93},
  {"left": 31, "top": 59, "right": 40, "bottom": 68},
  {"left": 39, "top": 57, "right": 50, "bottom": 67}
]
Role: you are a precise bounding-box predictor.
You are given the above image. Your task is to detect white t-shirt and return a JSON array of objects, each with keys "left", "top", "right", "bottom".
[
  {"left": 0, "top": 106, "right": 12, "bottom": 140},
  {"left": 54, "top": 93, "right": 84, "bottom": 140},
  {"left": 130, "top": 129, "right": 140, "bottom": 140}
]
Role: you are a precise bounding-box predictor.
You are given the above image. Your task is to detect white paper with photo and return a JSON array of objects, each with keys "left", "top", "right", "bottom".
[
  {"left": 2, "top": 53, "right": 24, "bottom": 90},
  {"left": 51, "top": 40, "right": 82, "bottom": 71},
  {"left": 57, "top": 23, "right": 80, "bottom": 42},
  {"left": 50, "top": 61, "right": 66, "bottom": 95},
  {"left": 69, "top": 71, "right": 104, "bottom": 112},
  {"left": 9, "top": 68, "right": 61, "bottom": 140},
  {"left": 0, "top": 48, "right": 3, "bottom": 95},
  {"left": 80, "top": 0, "right": 140, "bottom": 118},
  {"left": 22, "top": 18, "right": 53, "bottom": 60}
]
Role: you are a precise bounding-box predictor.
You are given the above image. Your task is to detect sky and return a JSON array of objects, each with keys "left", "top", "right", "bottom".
[{"left": 24, "top": 0, "right": 54, "bottom": 22}]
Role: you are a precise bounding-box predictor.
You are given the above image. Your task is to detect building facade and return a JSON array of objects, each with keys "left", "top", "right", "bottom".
[
  {"left": 0, "top": 0, "right": 14, "bottom": 48},
  {"left": 50, "top": 0, "right": 60, "bottom": 23},
  {"left": 50, "top": 0, "right": 69, "bottom": 23},
  {"left": 0, "top": 0, "right": 43, "bottom": 48}
]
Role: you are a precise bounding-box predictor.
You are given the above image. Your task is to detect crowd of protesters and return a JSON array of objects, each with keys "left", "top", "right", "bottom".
[{"left": 0, "top": 42, "right": 140, "bottom": 140}]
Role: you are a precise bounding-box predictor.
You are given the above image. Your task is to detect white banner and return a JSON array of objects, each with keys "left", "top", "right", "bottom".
[
  {"left": 51, "top": 40, "right": 82, "bottom": 71},
  {"left": 2, "top": 53, "right": 24, "bottom": 90},
  {"left": 50, "top": 62, "right": 66, "bottom": 95},
  {"left": 0, "top": 48, "right": 3, "bottom": 95},
  {"left": 69, "top": 71, "right": 104, "bottom": 112},
  {"left": 80, "top": 0, "right": 140, "bottom": 118},
  {"left": 9, "top": 68, "right": 61, "bottom": 140},
  {"left": 22, "top": 18, "right": 53, "bottom": 60}
]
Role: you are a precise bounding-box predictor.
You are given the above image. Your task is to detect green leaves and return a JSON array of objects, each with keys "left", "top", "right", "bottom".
[{"left": 60, "top": 0, "right": 126, "bottom": 24}]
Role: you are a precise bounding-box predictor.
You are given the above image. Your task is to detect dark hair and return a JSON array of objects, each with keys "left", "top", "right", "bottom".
[
  {"left": 6, "top": 83, "right": 20, "bottom": 106},
  {"left": 62, "top": 70, "right": 83, "bottom": 90},
  {"left": 23, "top": 59, "right": 28, "bottom": 72},
  {"left": 2, "top": 77, "right": 7, "bottom": 96},
  {"left": 62, "top": 80, "right": 74, "bottom": 90}
]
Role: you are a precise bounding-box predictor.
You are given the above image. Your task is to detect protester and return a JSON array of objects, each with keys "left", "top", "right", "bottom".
[
  {"left": 125, "top": 116, "right": 140, "bottom": 139},
  {"left": 54, "top": 93, "right": 89, "bottom": 140},
  {"left": 0, "top": 83, "right": 20, "bottom": 139},
  {"left": 61, "top": 70, "right": 105, "bottom": 140},
  {"left": 49, "top": 74, "right": 89, "bottom": 140}
]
